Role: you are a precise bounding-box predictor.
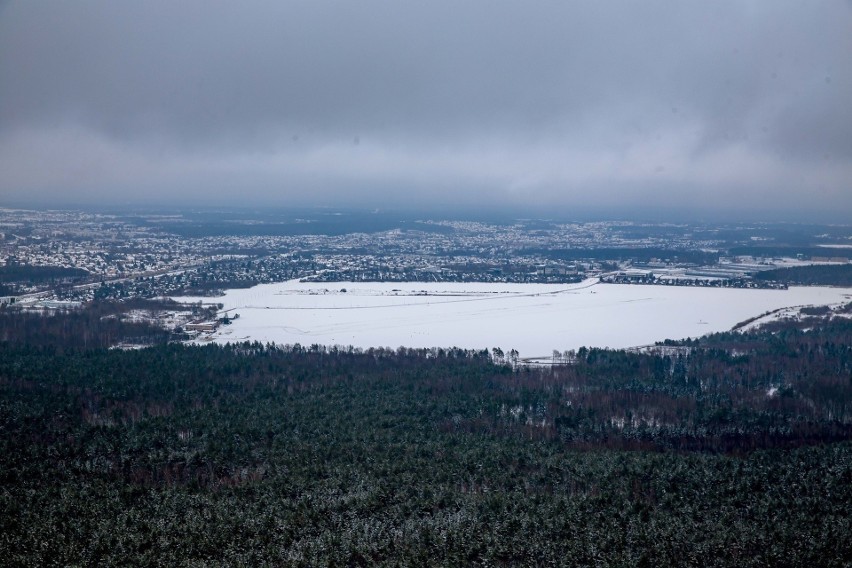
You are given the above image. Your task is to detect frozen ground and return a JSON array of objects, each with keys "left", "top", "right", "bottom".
[{"left": 172, "top": 279, "right": 852, "bottom": 358}]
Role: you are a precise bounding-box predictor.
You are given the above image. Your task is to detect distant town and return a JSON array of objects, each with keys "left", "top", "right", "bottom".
[{"left": 2, "top": 207, "right": 851, "bottom": 338}]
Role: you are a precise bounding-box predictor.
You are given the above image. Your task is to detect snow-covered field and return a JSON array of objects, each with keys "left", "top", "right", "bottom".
[{"left": 172, "top": 279, "right": 852, "bottom": 358}]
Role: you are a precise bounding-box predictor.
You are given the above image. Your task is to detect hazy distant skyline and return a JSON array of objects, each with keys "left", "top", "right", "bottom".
[{"left": 1, "top": 1, "right": 851, "bottom": 221}]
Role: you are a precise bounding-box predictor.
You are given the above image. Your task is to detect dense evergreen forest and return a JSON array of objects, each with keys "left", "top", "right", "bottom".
[{"left": 2, "top": 318, "right": 851, "bottom": 565}]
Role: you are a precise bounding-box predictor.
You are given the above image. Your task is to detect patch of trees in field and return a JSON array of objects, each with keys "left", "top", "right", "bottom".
[
  {"left": 729, "top": 245, "right": 852, "bottom": 261},
  {"left": 0, "top": 299, "right": 214, "bottom": 348},
  {"left": 754, "top": 263, "right": 852, "bottom": 286},
  {"left": 0, "top": 264, "right": 89, "bottom": 284},
  {"left": 525, "top": 247, "right": 719, "bottom": 265},
  {"left": 1, "top": 320, "right": 851, "bottom": 565}
]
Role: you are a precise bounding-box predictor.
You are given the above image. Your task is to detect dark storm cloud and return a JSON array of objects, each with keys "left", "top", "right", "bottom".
[{"left": 1, "top": 1, "right": 850, "bottom": 220}]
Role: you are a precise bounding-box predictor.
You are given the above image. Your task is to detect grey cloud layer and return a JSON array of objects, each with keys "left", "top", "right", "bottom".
[{"left": 1, "top": 1, "right": 850, "bottom": 219}]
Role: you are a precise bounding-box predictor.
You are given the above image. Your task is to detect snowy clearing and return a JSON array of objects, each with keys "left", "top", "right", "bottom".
[{"left": 172, "top": 279, "right": 852, "bottom": 358}]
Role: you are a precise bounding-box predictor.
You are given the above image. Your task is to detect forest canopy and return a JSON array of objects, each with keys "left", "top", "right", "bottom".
[{"left": 2, "top": 318, "right": 851, "bottom": 565}]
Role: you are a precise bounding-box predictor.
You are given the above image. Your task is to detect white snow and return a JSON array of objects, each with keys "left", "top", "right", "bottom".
[{"left": 171, "top": 279, "right": 852, "bottom": 358}]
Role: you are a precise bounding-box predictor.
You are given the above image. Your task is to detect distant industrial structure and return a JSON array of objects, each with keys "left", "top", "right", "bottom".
[{"left": 185, "top": 321, "right": 220, "bottom": 333}]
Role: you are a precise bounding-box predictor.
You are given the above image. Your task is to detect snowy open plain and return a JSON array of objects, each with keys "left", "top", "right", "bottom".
[{"left": 172, "top": 279, "right": 852, "bottom": 358}]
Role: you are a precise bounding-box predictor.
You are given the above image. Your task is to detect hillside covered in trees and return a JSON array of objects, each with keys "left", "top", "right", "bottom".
[{"left": 2, "top": 318, "right": 851, "bottom": 565}]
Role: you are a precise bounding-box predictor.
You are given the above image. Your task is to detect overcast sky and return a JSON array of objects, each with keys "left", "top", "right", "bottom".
[{"left": 1, "top": 1, "right": 850, "bottom": 220}]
